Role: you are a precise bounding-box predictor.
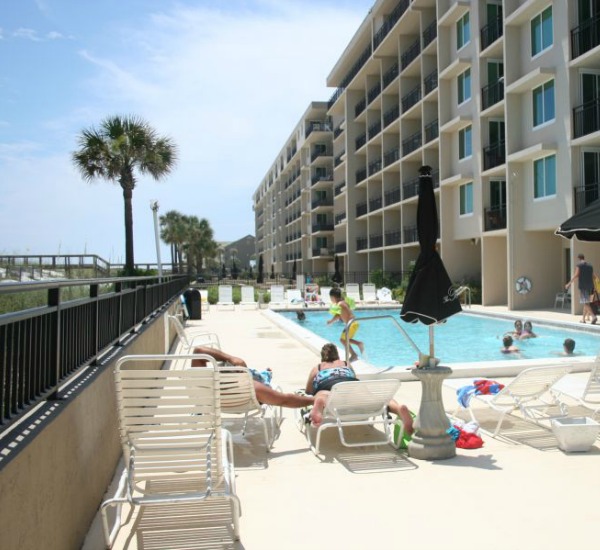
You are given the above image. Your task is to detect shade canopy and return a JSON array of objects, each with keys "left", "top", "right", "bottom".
[
  {"left": 555, "top": 200, "right": 600, "bottom": 241},
  {"left": 400, "top": 166, "right": 462, "bottom": 326}
]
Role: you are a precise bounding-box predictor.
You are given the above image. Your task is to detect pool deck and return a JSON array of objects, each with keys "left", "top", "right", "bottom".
[{"left": 83, "top": 305, "right": 600, "bottom": 550}]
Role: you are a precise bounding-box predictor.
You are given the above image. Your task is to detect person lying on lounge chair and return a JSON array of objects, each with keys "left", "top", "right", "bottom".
[
  {"left": 192, "top": 346, "right": 314, "bottom": 409},
  {"left": 304, "top": 343, "right": 414, "bottom": 433}
]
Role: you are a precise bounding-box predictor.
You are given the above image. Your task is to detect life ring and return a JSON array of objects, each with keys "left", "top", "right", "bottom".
[{"left": 515, "top": 276, "right": 532, "bottom": 294}]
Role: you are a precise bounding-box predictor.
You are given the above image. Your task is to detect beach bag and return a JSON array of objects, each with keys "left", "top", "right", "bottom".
[{"left": 392, "top": 410, "right": 416, "bottom": 449}]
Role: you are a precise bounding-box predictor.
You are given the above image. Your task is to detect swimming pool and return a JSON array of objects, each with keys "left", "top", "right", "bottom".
[{"left": 275, "top": 309, "right": 600, "bottom": 368}]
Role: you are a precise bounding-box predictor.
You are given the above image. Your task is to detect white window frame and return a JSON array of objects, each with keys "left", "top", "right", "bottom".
[
  {"left": 533, "top": 154, "right": 557, "bottom": 200},
  {"left": 532, "top": 79, "right": 555, "bottom": 128},
  {"left": 459, "top": 182, "right": 474, "bottom": 216},
  {"left": 531, "top": 6, "right": 553, "bottom": 58},
  {"left": 457, "top": 12, "right": 470, "bottom": 50},
  {"left": 459, "top": 125, "right": 473, "bottom": 160},
  {"left": 458, "top": 68, "right": 472, "bottom": 105}
]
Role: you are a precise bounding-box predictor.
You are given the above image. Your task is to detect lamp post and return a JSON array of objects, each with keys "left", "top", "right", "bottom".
[{"left": 150, "top": 200, "right": 163, "bottom": 281}]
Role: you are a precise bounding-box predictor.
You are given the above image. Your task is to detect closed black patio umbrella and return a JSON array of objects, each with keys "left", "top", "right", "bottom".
[
  {"left": 400, "top": 166, "right": 462, "bottom": 362},
  {"left": 555, "top": 200, "right": 600, "bottom": 241}
]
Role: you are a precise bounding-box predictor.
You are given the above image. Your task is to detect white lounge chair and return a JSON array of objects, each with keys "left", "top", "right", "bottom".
[
  {"left": 445, "top": 365, "right": 571, "bottom": 437},
  {"left": 286, "top": 288, "right": 304, "bottom": 306},
  {"left": 551, "top": 360, "right": 600, "bottom": 420},
  {"left": 376, "top": 287, "right": 399, "bottom": 305},
  {"left": 168, "top": 314, "right": 221, "bottom": 352},
  {"left": 240, "top": 285, "right": 258, "bottom": 309},
  {"left": 268, "top": 285, "right": 286, "bottom": 309},
  {"left": 217, "top": 366, "right": 282, "bottom": 450},
  {"left": 554, "top": 290, "right": 571, "bottom": 309},
  {"left": 344, "top": 283, "right": 361, "bottom": 304},
  {"left": 217, "top": 285, "right": 235, "bottom": 311},
  {"left": 101, "top": 354, "right": 241, "bottom": 547},
  {"left": 199, "top": 289, "right": 210, "bottom": 313},
  {"left": 302, "top": 379, "right": 401, "bottom": 454},
  {"left": 320, "top": 286, "right": 332, "bottom": 306},
  {"left": 361, "top": 283, "right": 378, "bottom": 304}
]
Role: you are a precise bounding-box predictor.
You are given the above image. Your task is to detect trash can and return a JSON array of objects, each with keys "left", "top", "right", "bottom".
[{"left": 184, "top": 289, "right": 202, "bottom": 320}]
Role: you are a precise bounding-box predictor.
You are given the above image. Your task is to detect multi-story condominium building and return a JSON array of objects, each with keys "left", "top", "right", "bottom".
[{"left": 254, "top": 0, "right": 600, "bottom": 310}]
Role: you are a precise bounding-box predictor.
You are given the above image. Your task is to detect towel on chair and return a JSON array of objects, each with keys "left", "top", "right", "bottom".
[{"left": 457, "top": 379, "right": 504, "bottom": 408}]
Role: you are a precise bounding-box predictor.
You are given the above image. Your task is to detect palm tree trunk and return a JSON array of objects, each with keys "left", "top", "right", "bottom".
[{"left": 122, "top": 185, "right": 135, "bottom": 273}]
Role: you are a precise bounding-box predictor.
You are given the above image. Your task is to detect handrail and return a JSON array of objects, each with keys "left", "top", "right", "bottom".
[{"left": 453, "top": 285, "right": 471, "bottom": 307}]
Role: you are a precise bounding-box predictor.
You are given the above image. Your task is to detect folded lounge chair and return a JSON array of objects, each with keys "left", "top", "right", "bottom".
[
  {"left": 551, "top": 360, "right": 600, "bottom": 420},
  {"left": 101, "top": 354, "right": 241, "bottom": 547},
  {"left": 445, "top": 365, "right": 571, "bottom": 437},
  {"left": 344, "top": 283, "right": 361, "bottom": 304},
  {"left": 240, "top": 285, "right": 258, "bottom": 309},
  {"left": 217, "top": 285, "right": 235, "bottom": 311},
  {"left": 361, "top": 283, "right": 378, "bottom": 304},
  {"left": 286, "top": 288, "right": 303, "bottom": 306},
  {"left": 268, "top": 285, "right": 286, "bottom": 309},
  {"left": 301, "top": 379, "right": 401, "bottom": 454},
  {"left": 319, "top": 286, "right": 332, "bottom": 306}
]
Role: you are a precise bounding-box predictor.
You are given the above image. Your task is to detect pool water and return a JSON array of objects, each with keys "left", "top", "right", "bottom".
[{"left": 279, "top": 310, "right": 600, "bottom": 367}]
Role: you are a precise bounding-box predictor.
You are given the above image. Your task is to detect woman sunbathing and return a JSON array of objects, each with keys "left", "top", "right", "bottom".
[{"left": 304, "top": 343, "right": 414, "bottom": 434}]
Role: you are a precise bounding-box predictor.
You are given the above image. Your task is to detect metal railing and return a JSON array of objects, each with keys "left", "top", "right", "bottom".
[
  {"left": 481, "top": 15, "right": 503, "bottom": 50},
  {"left": 0, "top": 275, "right": 188, "bottom": 429},
  {"left": 573, "top": 98, "right": 600, "bottom": 138},
  {"left": 571, "top": 14, "right": 600, "bottom": 59},
  {"left": 481, "top": 80, "right": 504, "bottom": 111}
]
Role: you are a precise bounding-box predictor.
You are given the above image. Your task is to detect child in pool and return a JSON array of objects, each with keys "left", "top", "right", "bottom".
[
  {"left": 328, "top": 287, "right": 364, "bottom": 361},
  {"left": 501, "top": 335, "right": 520, "bottom": 354},
  {"left": 519, "top": 320, "right": 537, "bottom": 339}
]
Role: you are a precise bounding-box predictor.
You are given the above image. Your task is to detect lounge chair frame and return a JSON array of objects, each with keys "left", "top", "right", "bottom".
[
  {"left": 551, "top": 361, "right": 600, "bottom": 420},
  {"left": 168, "top": 314, "right": 221, "bottom": 351}
]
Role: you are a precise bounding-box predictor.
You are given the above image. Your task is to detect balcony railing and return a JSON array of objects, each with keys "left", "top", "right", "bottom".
[
  {"left": 311, "top": 172, "right": 333, "bottom": 185},
  {"left": 481, "top": 79, "right": 504, "bottom": 111},
  {"left": 484, "top": 206, "right": 507, "bottom": 231},
  {"left": 312, "top": 223, "right": 334, "bottom": 232},
  {"left": 573, "top": 98, "right": 600, "bottom": 138},
  {"left": 422, "top": 20, "right": 437, "bottom": 49},
  {"left": 402, "top": 84, "right": 421, "bottom": 112},
  {"left": 574, "top": 181, "right": 600, "bottom": 212},
  {"left": 403, "top": 175, "right": 419, "bottom": 200},
  {"left": 335, "top": 181, "right": 346, "bottom": 195},
  {"left": 312, "top": 248, "right": 333, "bottom": 257},
  {"left": 311, "top": 148, "right": 332, "bottom": 162},
  {"left": 355, "top": 132, "right": 367, "bottom": 150},
  {"left": 328, "top": 87, "right": 344, "bottom": 109},
  {"left": 481, "top": 15, "right": 503, "bottom": 50},
  {"left": 305, "top": 120, "right": 331, "bottom": 138},
  {"left": 334, "top": 124, "right": 344, "bottom": 139},
  {"left": 311, "top": 197, "right": 333, "bottom": 209},
  {"left": 369, "top": 196, "right": 383, "bottom": 212},
  {"left": 483, "top": 140, "right": 506, "bottom": 170},
  {"left": 383, "top": 105, "right": 400, "bottom": 127},
  {"left": 356, "top": 237, "right": 368, "bottom": 251},
  {"left": 384, "top": 146, "right": 400, "bottom": 167},
  {"left": 425, "top": 119, "right": 439, "bottom": 143},
  {"left": 356, "top": 168, "right": 367, "bottom": 183},
  {"left": 571, "top": 14, "right": 600, "bottom": 59},
  {"left": 384, "top": 186, "right": 401, "bottom": 206},
  {"left": 373, "top": 0, "right": 410, "bottom": 49},
  {"left": 370, "top": 233, "right": 383, "bottom": 248},
  {"left": 368, "top": 82, "right": 382, "bottom": 104},
  {"left": 368, "top": 120, "right": 382, "bottom": 139},
  {"left": 383, "top": 62, "right": 399, "bottom": 89},
  {"left": 334, "top": 152, "right": 345, "bottom": 166},
  {"left": 403, "top": 225, "right": 418, "bottom": 243},
  {"left": 368, "top": 159, "right": 382, "bottom": 176},
  {"left": 355, "top": 97, "right": 367, "bottom": 117},
  {"left": 356, "top": 202, "right": 368, "bottom": 217},
  {"left": 402, "top": 131, "right": 422, "bottom": 156},
  {"left": 401, "top": 37, "right": 420, "bottom": 70},
  {"left": 424, "top": 69, "right": 438, "bottom": 95},
  {"left": 341, "top": 42, "right": 372, "bottom": 89},
  {"left": 335, "top": 212, "right": 347, "bottom": 225},
  {"left": 335, "top": 242, "right": 347, "bottom": 254},
  {"left": 385, "top": 229, "right": 402, "bottom": 246}
]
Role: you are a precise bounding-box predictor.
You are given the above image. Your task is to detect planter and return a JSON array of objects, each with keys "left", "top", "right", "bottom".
[{"left": 551, "top": 417, "right": 600, "bottom": 452}]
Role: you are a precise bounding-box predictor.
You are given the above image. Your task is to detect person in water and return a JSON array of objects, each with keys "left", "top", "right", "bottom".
[
  {"left": 328, "top": 287, "right": 364, "bottom": 361},
  {"left": 500, "top": 335, "right": 520, "bottom": 354}
]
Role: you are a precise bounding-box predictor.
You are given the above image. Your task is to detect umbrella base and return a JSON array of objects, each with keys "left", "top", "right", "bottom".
[{"left": 408, "top": 366, "right": 456, "bottom": 460}]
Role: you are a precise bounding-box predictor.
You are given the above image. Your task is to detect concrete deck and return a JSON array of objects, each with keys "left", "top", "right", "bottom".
[{"left": 83, "top": 305, "right": 600, "bottom": 550}]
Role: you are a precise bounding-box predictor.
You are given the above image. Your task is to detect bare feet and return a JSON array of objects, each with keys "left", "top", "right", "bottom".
[
  {"left": 398, "top": 405, "right": 414, "bottom": 435},
  {"left": 310, "top": 409, "right": 323, "bottom": 427},
  {"left": 357, "top": 341, "right": 365, "bottom": 355}
]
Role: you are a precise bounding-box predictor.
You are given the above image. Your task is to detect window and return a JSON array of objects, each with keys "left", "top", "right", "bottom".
[
  {"left": 532, "top": 80, "right": 555, "bottom": 126},
  {"left": 458, "top": 68, "right": 472, "bottom": 104},
  {"left": 459, "top": 126, "right": 472, "bottom": 160},
  {"left": 531, "top": 6, "right": 553, "bottom": 56},
  {"left": 533, "top": 155, "right": 556, "bottom": 198},
  {"left": 457, "top": 12, "right": 470, "bottom": 49},
  {"left": 460, "top": 182, "right": 473, "bottom": 215}
]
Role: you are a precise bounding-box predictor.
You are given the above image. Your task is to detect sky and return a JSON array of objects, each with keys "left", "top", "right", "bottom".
[{"left": 0, "top": 0, "right": 374, "bottom": 265}]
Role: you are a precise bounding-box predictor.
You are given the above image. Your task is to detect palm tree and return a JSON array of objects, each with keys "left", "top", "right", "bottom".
[
  {"left": 72, "top": 115, "right": 177, "bottom": 274},
  {"left": 159, "top": 209, "right": 185, "bottom": 272},
  {"left": 185, "top": 216, "right": 217, "bottom": 274}
]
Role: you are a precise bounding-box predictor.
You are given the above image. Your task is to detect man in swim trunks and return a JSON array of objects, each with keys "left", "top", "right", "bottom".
[
  {"left": 328, "top": 287, "right": 364, "bottom": 361},
  {"left": 304, "top": 343, "right": 414, "bottom": 433},
  {"left": 192, "top": 346, "right": 314, "bottom": 409},
  {"left": 566, "top": 253, "right": 597, "bottom": 324}
]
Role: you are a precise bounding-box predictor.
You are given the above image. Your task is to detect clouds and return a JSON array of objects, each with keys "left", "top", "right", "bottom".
[{"left": 0, "top": 0, "right": 371, "bottom": 263}]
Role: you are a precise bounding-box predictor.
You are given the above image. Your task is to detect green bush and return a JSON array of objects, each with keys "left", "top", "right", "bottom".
[{"left": 207, "top": 286, "right": 218, "bottom": 305}]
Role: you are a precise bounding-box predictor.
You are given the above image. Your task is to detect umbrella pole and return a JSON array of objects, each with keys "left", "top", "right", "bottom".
[{"left": 429, "top": 326, "right": 434, "bottom": 361}]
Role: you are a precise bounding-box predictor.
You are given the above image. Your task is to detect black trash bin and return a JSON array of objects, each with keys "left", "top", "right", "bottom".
[{"left": 184, "top": 289, "right": 202, "bottom": 320}]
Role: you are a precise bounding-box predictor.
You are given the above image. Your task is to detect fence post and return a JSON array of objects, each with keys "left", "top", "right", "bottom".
[{"left": 48, "top": 287, "right": 61, "bottom": 400}]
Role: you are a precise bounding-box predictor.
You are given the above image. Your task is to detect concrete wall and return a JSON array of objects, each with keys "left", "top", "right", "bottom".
[{"left": 0, "top": 309, "right": 177, "bottom": 550}]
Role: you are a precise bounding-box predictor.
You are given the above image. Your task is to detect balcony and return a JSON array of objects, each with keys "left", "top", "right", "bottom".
[
  {"left": 403, "top": 225, "right": 418, "bottom": 243},
  {"left": 368, "top": 159, "right": 382, "bottom": 176},
  {"left": 481, "top": 80, "right": 504, "bottom": 111},
  {"left": 335, "top": 212, "right": 346, "bottom": 225},
  {"left": 424, "top": 69, "right": 438, "bottom": 95},
  {"left": 483, "top": 140, "right": 506, "bottom": 171},
  {"left": 402, "top": 131, "right": 422, "bottom": 156},
  {"left": 383, "top": 62, "right": 399, "bottom": 89},
  {"left": 355, "top": 97, "right": 367, "bottom": 117},
  {"left": 311, "top": 197, "right": 333, "bottom": 209},
  {"left": 481, "top": 15, "right": 503, "bottom": 51},
  {"left": 334, "top": 181, "right": 346, "bottom": 195},
  {"left": 312, "top": 223, "right": 334, "bottom": 232},
  {"left": 356, "top": 236, "right": 368, "bottom": 251},
  {"left": 356, "top": 168, "right": 367, "bottom": 183},
  {"left": 425, "top": 119, "right": 439, "bottom": 143},
  {"left": 385, "top": 229, "right": 402, "bottom": 246},
  {"left": 384, "top": 146, "right": 400, "bottom": 167},
  {"left": 574, "top": 181, "right": 600, "bottom": 212},
  {"left": 369, "top": 195, "right": 383, "bottom": 212},
  {"left": 340, "top": 42, "right": 372, "bottom": 89},
  {"left": 368, "top": 82, "right": 382, "bottom": 104},
  {"left": 401, "top": 84, "right": 421, "bottom": 112},
  {"left": 373, "top": 0, "right": 410, "bottom": 49},
  {"left": 383, "top": 105, "right": 400, "bottom": 128},
  {"left": 368, "top": 120, "right": 382, "bottom": 139},
  {"left": 573, "top": 98, "right": 600, "bottom": 139},
  {"left": 312, "top": 247, "right": 333, "bottom": 257},
  {"left": 328, "top": 87, "right": 343, "bottom": 109},
  {"left": 422, "top": 20, "right": 437, "bottom": 49},
  {"left": 401, "top": 37, "right": 420, "bottom": 71},
  {"left": 335, "top": 242, "right": 347, "bottom": 254},
  {"left": 305, "top": 121, "right": 331, "bottom": 138},
  {"left": 334, "top": 151, "right": 345, "bottom": 167},
  {"left": 334, "top": 124, "right": 344, "bottom": 139},
  {"left": 311, "top": 172, "right": 333, "bottom": 185},
  {"left": 484, "top": 206, "right": 507, "bottom": 231},
  {"left": 356, "top": 201, "right": 368, "bottom": 217},
  {"left": 571, "top": 14, "right": 600, "bottom": 59},
  {"left": 403, "top": 175, "right": 419, "bottom": 200},
  {"left": 355, "top": 132, "right": 367, "bottom": 150},
  {"left": 370, "top": 233, "right": 383, "bottom": 249},
  {"left": 384, "top": 186, "right": 401, "bottom": 206},
  {"left": 311, "top": 147, "right": 332, "bottom": 162}
]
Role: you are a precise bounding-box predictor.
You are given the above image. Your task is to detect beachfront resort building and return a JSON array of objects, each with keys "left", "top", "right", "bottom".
[{"left": 253, "top": 0, "right": 600, "bottom": 311}]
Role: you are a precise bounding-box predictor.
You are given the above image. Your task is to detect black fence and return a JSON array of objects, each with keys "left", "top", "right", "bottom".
[{"left": 0, "top": 275, "right": 188, "bottom": 429}]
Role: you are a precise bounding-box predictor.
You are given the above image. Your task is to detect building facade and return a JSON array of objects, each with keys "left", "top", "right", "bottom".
[{"left": 254, "top": 0, "right": 600, "bottom": 310}]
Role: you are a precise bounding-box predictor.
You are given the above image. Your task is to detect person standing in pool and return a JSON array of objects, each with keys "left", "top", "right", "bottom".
[
  {"left": 328, "top": 287, "right": 364, "bottom": 361},
  {"left": 566, "top": 253, "right": 597, "bottom": 324},
  {"left": 500, "top": 335, "right": 520, "bottom": 354}
]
